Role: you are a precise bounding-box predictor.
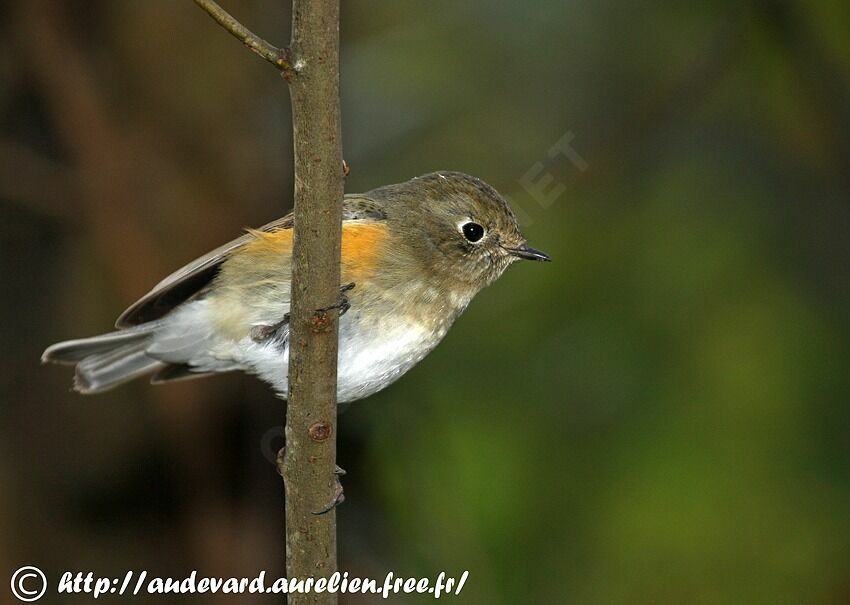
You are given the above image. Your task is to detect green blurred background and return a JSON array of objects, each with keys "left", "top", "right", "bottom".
[{"left": 2, "top": 1, "right": 849, "bottom": 603}]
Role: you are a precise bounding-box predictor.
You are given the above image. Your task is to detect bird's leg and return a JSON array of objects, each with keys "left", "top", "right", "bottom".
[
  {"left": 316, "top": 282, "right": 355, "bottom": 317},
  {"left": 313, "top": 465, "right": 347, "bottom": 515},
  {"left": 250, "top": 313, "right": 290, "bottom": 343},
  {"left": 256, "top": 283, "right": 354, "bottom": 343}
]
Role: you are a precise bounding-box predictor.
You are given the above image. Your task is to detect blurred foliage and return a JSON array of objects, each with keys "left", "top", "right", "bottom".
[{"left": 1, "top": 0, "right": 849, "bottom": 603}]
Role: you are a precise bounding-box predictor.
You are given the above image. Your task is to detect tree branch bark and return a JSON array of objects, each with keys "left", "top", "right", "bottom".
[
  {"left": 193, "top": 1, "right": 343, "bottom": 602},
  {"left": 282, "top": 1, "right": 343, "bottom": 602}
]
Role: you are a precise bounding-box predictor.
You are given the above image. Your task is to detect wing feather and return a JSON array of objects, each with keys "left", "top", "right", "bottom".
[
  {"left": 115, "top": 195, "right": 386, "bottom": 329},
  {"left": 116, "top": 214, "right": 293, "bottom": 328}
]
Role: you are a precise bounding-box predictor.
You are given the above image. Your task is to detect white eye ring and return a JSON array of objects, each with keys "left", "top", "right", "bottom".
[{"left": 457, "top": 220, "right": 486, "bottom": 243}]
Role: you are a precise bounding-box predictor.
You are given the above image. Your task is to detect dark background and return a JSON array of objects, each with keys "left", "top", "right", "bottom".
[{"left": 1, "top": 1, "right": 849, "bottom": 603}]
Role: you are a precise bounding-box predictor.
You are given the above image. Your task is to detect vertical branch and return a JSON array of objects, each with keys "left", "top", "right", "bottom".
[
  {"left": 283, "top": 1, "right": 343, "bottom": 601},
  {"left": 192, "top": 0, "right": 342, "bottom": 600}
]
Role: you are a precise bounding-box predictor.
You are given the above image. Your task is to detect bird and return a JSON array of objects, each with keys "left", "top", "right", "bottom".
[{"left": 42, "top": 171, "right": 550, "bottom": 402}]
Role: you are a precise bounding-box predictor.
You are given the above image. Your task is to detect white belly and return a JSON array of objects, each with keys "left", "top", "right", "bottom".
[
  {"left": 336, "top": 317, "right": 436, "bottom": 401},
  {"left": 238, "top": 312, "right": 444, "bottom": 402},
  {"left": 157, "top": 295, "right": 455, "bottom": 403}
]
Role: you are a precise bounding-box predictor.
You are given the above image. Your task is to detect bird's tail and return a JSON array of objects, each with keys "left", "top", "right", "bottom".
[{"left": 42, "top": 325, "right": 164, "bottom": 394}]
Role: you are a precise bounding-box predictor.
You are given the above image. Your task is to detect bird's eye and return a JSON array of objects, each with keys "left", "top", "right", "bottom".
[{"left": 461, "top": 222, "right": 485, "bottom": 243}]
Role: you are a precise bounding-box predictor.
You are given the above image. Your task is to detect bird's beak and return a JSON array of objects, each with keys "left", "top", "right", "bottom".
[{"left": 504, "top": 245, "right": 551, "bottom": 262}]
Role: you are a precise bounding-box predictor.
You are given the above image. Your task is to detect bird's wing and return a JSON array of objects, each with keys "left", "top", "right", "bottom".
[
  {"left": 115, "top": 195, "right": 386, "bottom": 329},
  {"left": 115, "top": 214, "right": 294, "bottom": 328}
]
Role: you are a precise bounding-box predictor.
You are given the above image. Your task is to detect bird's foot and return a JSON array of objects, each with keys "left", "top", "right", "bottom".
[
  {"left": 316, "top": 282, "right": 355, "bottom": 318},
  {"left": 275, "top": 446, "right": 286, "bottom": 477},
  {"left": 312, "top": 465, "right": 346, "bottom": 515},
  {"left": 251, "top": 314, "right": 290, "bottom": 343},
  {"left": 277, "top": 448, "right": 346, "bottom": 515}
]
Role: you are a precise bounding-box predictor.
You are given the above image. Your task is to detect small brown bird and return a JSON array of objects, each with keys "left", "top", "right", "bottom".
[{"left": 42, "top": 172, "right": 550, "bottom": 401}]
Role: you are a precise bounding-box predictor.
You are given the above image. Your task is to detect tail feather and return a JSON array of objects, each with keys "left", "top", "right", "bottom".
[
  {"left": 42, "top": 328, "right": 151, "bottom": 364},
  {"left": 75, "top": 342, "right": 164, "bottom": 394},
  {"left": 42, "top": 325, "right": 165, "bottom": 394}
]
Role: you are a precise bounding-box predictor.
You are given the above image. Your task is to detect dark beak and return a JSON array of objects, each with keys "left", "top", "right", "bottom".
[{"left": 505, "top": 245, "right": 551, "bottom": 262}]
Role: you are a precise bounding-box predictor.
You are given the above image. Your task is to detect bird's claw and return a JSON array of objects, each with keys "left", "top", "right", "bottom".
[
  {"left": 277, "top": 450, "right": 346, "bottom": 515},
  {"left": 312, "top": 465, "right": 346, "bottom": 515},
  {"left": 316, "top": 283, "right": 355, "bottom": 318},
  {"left": 275, "top": 447, "right": 286, "bottom": 477}
]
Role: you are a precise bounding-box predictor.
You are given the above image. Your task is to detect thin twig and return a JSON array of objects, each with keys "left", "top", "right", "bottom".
[{"left": 192, "top": 0, "right": 294, "bottom": 74}]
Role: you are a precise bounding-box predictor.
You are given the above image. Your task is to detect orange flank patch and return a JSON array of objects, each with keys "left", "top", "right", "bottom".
[
  {"left": 340, "top": 222, "right": 388, "bottom": 282},
  {"left": 243, "top": 227, "right": 294, "bottom": 258},
  {"left": 243, "top": 221, "right": 388, "bottom": 282}
]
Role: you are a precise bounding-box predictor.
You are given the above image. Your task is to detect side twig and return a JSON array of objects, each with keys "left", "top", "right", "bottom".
[{"left": 192, "top": 0, "right": 294, "bottom": 75}]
